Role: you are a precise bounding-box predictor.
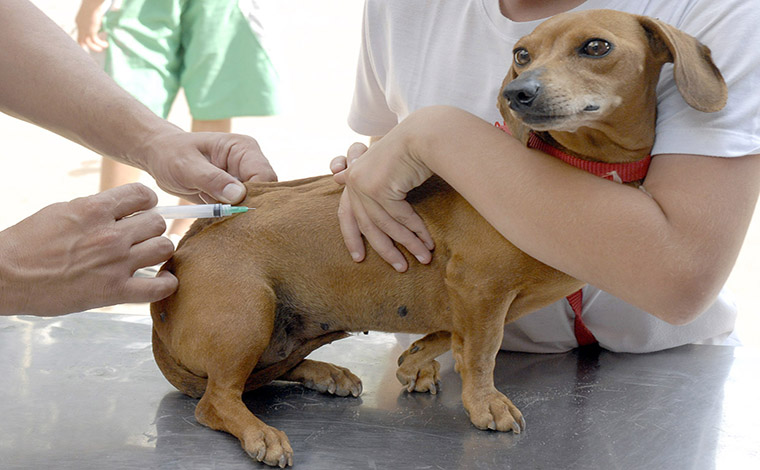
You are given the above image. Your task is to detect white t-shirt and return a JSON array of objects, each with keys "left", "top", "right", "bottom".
[{"left": 348, "top": 0, "right": 760, "bottom": 353}]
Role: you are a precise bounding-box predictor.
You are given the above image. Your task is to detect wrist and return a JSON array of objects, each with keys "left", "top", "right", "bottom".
[
  {"left": 402, "top": 106, "right": 467, "bottom": 176},
  {"left": 120, "top": 118, "right": 185, "bottom": 173}
]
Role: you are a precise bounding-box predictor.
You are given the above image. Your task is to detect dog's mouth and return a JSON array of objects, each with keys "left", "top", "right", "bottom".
[{"left": 514, "top": 104, "right": 601, "bottom": 128}]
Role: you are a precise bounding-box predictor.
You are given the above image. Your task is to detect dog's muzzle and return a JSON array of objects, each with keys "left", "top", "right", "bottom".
[{"left": 503, "top": 71, "right": 542, "bottom": 111}]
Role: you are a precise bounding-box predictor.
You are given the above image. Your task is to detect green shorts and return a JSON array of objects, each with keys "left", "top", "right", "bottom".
[{"left": 103, "top": 0, "right": 279, "bottom": 120}]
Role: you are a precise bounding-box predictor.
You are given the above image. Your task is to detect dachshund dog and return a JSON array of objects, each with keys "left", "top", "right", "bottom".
[{"left": 150, "top": 10, "right": 726, "bottom": 467}]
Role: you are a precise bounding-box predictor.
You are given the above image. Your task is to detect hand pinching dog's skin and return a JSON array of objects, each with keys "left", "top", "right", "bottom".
[{"left": 150, "top": 10, "right": 726, "bottom": 467}]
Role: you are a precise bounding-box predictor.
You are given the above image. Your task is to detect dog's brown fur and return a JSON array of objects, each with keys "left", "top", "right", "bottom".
[{"left": 150, "top": 10, "right": 726, "bottom": 468}]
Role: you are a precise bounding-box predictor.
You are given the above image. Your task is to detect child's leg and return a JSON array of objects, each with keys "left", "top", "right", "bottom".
[
  {"left": 99, "top": 158, "right": 144, "bottom": 192},
  {"left": 191, "top": 118, "right": 232, "bottom": 133}
]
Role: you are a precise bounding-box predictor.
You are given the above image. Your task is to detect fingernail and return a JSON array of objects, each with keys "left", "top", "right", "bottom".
[
  {"left": 351, "top": 252, "right": 362, "bottom": 262},
  {"left": 416, "top": 254, "right": 429, "bottom": 264},
  {"left": 393, "top": 263, "right": 405, "bottom": 272},
  {"left": 221, "top": 182, "right": 245, "bottom": 203}
]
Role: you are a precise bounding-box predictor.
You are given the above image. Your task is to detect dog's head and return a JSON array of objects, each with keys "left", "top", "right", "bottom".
[{"left": 497, "top": 9, "right": 727, "bottom": 162}]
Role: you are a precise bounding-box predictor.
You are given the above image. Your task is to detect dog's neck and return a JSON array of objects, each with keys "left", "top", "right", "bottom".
[
  {"left": 502, "top": 106, "right": 657, "bottom": 164},
  {"left": 526, "top": 130, "right": 651, "bottom": 183},
  {"left": 539, "top": 111, "right": 656, "bottom": 164},
  {"left": 495, "top": 122, "right": 651, "bottom": 184}
]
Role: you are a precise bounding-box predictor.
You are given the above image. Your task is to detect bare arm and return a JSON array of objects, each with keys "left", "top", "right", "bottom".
[
  {"left": 0, "top": 0, "right": 278, "bottom": 315},
  {"left": 0, "top": 0, "right": 165, "bottom": 168},
  {"left": 340, "top": 106, "right": 760, "bottom": 324},
  {"left": 0, "top": 0, "right": 276, "bottom": 204}
]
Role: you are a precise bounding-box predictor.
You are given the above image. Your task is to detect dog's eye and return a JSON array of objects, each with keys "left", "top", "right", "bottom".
[
  {"left": 580, "top": 39, "right": 612, "bottom": 57},
  {"left": 513, "top": 48, "right": 531, "bottom": 66}
]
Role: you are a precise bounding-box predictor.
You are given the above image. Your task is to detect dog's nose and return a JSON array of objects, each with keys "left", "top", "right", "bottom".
[{"left": 503, "top": 77, "right": 542, "bottom": 111}]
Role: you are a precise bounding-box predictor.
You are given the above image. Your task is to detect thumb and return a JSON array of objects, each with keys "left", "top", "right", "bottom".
[
  {"left": 346, "top": 142, "right": 369, "bottom": 165},
  {"left": 334, "top": 142, "right": 370, "bottom": 185},
  {"left": 189, "top": 163, "right": 247, "bottom": 204}
]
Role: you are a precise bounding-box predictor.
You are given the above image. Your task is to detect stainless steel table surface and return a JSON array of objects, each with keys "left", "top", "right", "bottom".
[{"left": 2, "top": 313, "right": 758, "bottom": 470}]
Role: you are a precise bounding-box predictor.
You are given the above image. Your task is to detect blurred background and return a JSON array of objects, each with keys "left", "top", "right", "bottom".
[{"left": 2, "top": 1, "right": 758, "bottom": 347}]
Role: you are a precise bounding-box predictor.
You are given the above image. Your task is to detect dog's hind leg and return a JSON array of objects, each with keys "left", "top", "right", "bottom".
[
  {"left": 198, "top": 378, "right": 293, "bottom": 467},
  {"left": 280, "top": 359, "right": 362, "bottom": 397},
  {"left": 152, "top": 327, "right": 207, "bottom": 398},
  {"left": 192, "top": 287, "right": 294, "bottom": 468},
  {"left": 395, "top": 331, "right": 451, "bottom": 394}
]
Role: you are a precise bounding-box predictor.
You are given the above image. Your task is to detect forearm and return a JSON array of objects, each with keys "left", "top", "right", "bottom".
[
  {"left": 404, "top": 106, "right": 760, "bottom": 323},
  {"left": 0, "top": 0, "right": 178, "bottom": 170}
]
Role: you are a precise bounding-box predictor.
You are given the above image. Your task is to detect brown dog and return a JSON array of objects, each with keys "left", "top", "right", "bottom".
[{"left": 150, "top": 10, "right": 726, "bottom": 468}]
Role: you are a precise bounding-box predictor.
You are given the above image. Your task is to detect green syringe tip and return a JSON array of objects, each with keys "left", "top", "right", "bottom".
[{"left": 229, "top": 206, "right": 249, "bottom": 215}]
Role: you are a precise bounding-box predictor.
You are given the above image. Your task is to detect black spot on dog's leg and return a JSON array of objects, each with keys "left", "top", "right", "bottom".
[
  {"left": 160, "top": 311, "right": 167, "bottom": 322},
  {"left": 397, "top": 305, "right": 409, "bottom": 318},
  {"left": 320, "top": 323, "right": 330, "bottom": 331}
]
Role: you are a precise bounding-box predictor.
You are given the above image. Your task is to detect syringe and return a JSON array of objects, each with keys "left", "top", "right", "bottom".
[{"left": 147, "top": 204, "right": 249, "bottom": 219}]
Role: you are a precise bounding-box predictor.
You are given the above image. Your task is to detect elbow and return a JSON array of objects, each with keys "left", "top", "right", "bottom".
[
  {"left": 645, "top": 266, "right": 726, "bottom": 326},
  {"left": 654, "top": 298, "right": 711, "bottom": 327}
]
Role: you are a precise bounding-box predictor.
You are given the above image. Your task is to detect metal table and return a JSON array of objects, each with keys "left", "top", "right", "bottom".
[{"left": 1, "top": 313, "right": 758, "bottom": 469}]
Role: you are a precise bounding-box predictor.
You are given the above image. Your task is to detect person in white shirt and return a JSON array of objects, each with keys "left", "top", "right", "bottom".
[{"left": 331, "top": 0, "right": 760, "bottom": 353}]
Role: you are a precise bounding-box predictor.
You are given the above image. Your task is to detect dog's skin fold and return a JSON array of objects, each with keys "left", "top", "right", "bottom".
[{"left": 150, "top": 10, "right": 726, "bottom": 468}]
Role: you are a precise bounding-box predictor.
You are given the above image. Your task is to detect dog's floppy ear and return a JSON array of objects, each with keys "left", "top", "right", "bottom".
[{"left": 639, "top": 16, "right": 727, "bottom": 113}]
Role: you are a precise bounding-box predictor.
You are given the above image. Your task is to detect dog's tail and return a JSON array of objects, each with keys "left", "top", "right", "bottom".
[
  {"left": 243, "top": 331, "right": 349, "bottom": 392},
  {"left": 151, "top": 327, "right": 349, "bottom": 398}
]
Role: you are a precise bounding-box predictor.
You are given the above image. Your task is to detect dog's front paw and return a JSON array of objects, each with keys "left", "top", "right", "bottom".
[
  {"left": 243, "top": 424, "right": 293, "bottom": 468},
  {"left": 396, "top": 359, "right": 441, "bottom": 394},
  {"left": 296, "top": 360, "right": 362, "bottom": 397},
  {"left": 463, "top": 390, "right": 525, "bottom": 434}
]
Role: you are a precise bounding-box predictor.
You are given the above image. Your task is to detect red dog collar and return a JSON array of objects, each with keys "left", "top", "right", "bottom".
[{"left": 494, "top": 121, "right": 651, "bottom": 183}]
